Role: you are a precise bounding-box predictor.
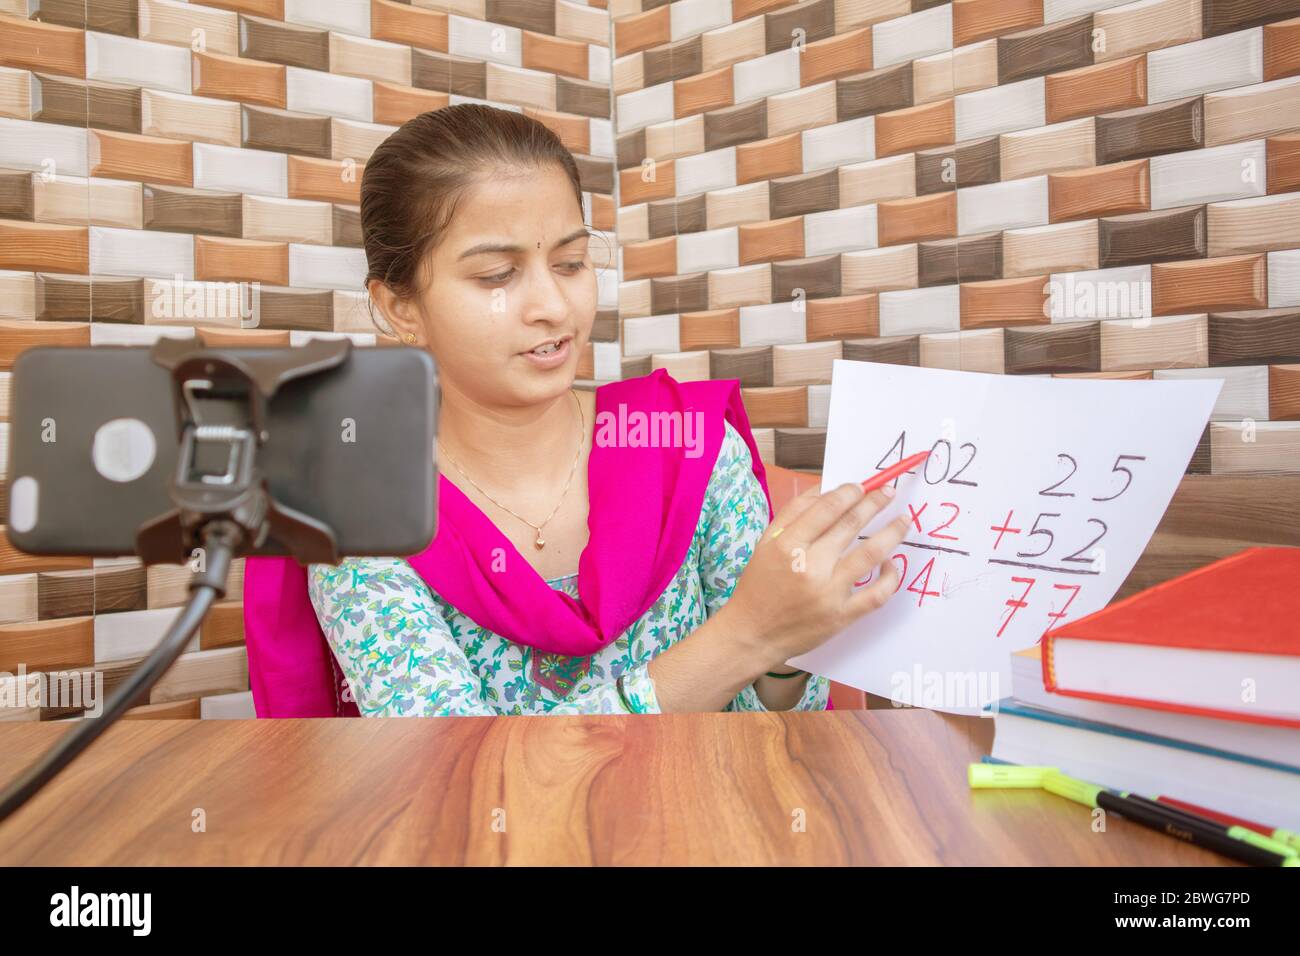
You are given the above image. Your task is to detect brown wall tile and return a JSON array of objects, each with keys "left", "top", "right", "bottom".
[
  {"left": 143, "top": 184, "right": 242, "bottom": 237},
  {"left": 997, "top": 14, "right": 1094, "bottom": 85},
  {"left": 238, "top": 13, "right": 329, "bottom": 71},
  {"left": 739, "top": 216, "right": 805, "bottom": 265},
  {"left": 960, "top": 275, "right": 1050, "bottom": 329},
  {"left": 1151, "top": 254, "right": 1268, "bottom": 315},
  {"left": 736, "top": 131, "right": 802, "bottom": 184},
  {"left": 1045, "top": 54, "right": 1147, "bottom": 125},
  {"left": 1048, "top": 159, "right": 1150, "bottom": 222},
  {"left": 836, "top": 61, "right": 912, "bottom": 120},
  {"left": 31, "top": 74, "right": 142, "bottom": 133},
  {"left": 1098, "top": 204, "right": 1206, "bottom": 268},
  {"left": 918, "top": 232, "right": 1003, "bottom": 286},
  {"left": 195, "top": 235, "right": 289, "bottom": 285},
  {"left": 192, "top": 51, "right": 287, "bottom": 109},
  {"left": 952, "top": 0, "right": 1044, "bottom": 48},
  {"left": 772, "top": 253, "right": 841, "bottom": 300},
  {"left": 1004, "top": 322, "right": 1101, "bottom": 374},
  {"left": 89, "top": 129, "right": 193, "bottom": 186},
  {"left": 0, "top": 221, "right": 88, "bottom": 274},
  {"left": 1209, "top": 307, "right": 1300, "bottom": 364},
  {"left": 0, "top": 15, "right": 85, "bottom": 77},
  {"left": 240, "top": 104, "right": 332, "bottom": 158},
  {"left": 914, "top": 136, "right": 999, "bottom": 193},
  {"left": 1094, "top": 96, "right": 1203, "bottom": 166},
  {"left": 801, "top": 27, "right": 872, "bottom": 87},
  {"left": 806, "top": 293, "right": 878, "bottom": 340},
  {"left": 768, "top": 167, "right": 838, "bottom": 218},
  {"left": 877, "top": 192, "right": 957, "bottom": 246}
]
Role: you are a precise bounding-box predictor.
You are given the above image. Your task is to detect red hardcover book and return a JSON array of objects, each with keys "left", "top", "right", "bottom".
[{"left": 1041, "top": 547, "right": 1300, "bottom": 729}]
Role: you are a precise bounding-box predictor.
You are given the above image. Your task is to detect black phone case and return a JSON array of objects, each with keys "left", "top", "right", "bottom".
[{"left": 5, "top": 345, "right": 437, "bottom": 559}]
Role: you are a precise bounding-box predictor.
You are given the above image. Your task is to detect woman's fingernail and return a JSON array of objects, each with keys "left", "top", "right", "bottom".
[{"left": 881, "top": 484, "right": 895, "bottom": 498}]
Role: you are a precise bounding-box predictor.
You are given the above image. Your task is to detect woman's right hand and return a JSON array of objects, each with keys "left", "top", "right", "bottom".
[{"left": 720, "top": 481, "right": 911, "bottom": 671}]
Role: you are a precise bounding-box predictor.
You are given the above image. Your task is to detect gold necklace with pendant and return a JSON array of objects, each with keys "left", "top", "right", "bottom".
[{"left": 438, "top": 390, "right": 584, "bottom": 550}]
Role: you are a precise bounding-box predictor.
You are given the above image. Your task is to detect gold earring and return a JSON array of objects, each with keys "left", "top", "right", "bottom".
[{"left": 405, "top": 333, "right": 417, "bottom": 344}]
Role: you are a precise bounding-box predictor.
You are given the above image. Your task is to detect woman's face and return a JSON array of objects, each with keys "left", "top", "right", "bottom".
[{"left": 407, "top": 163, "right": 596, "bottom": 409}]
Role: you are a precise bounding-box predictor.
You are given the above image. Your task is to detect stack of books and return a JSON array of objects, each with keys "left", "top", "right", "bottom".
[{"left": 988, "top": 546, "right": 1300, "bottom": 832}]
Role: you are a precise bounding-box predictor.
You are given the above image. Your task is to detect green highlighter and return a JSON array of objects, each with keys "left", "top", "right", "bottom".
[{"left": 968, "top": 763, "right": 1297, "bottom": 868}]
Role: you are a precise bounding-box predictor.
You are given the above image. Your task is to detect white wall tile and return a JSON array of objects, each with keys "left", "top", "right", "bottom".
[
  {"left": 802, "top": 116, "right": 875, "bottom": 172},
  {"left": 955, "top": 76, "right": 1046, "bottom": 142},
  {"left": 85, "top": 32, "right": 191, "bottom": 94},
  {"left": 1154, "top": 365, "right": 1269, "bottom": 421},
  {"left": 739, "top": 301, "right": 806, "bottom": 346},
  {"left": 90, "top": 322, "right": 194, "bottom": 345},
  {"left": 289, "top": 330, "right": 376, "bottom": 346},
  {"left": 1047, "top": 264, "right": 1152, "bottom": 321},
  {"left": 193, "top": 143, "right": 287, "bottom": 197},
  {"left": 0, "top": 271, "right": 35, "bottom": 320},
  {"left": 285, "top": 67, "right": 373, "bottom": 123},
  {"left": 807, "top": 384, "right": 831, "bottom": 428},
  {"left": 593, "top": 341, "right": 621, "bottom": 380},
  {"left": 90, "top": 226, "right": 194, "bottom": 280},
  {"left": 588, "top": 44, "right": 611, "bottom": 86},
  {"left": 0, "top": 118, "right": 86, "bottom": 177},
  {"left": 200, "top": 690, "right": 255, "bottom": 719},
  {"left": 1147, "top": 27, "right": 1263, "bottom": 104},
  {"left": 1268, "top": 248, "right": 1300, "bottom": 307},
  {"left": 676, "top": 226, "right": 739, "bottom": 274},
  {"left": 284, "top": 0, "right": 369, "bottom": 37},
  {"left": 1149, "top": 139, "right": 1268, "bottom": 209},
  {"left": 733, "top": 48, "right": 801, "bottom": 104},
  {"left": 1045, "top": 0, "right": 1125, "bottom": 21},
  {"left": 879, "top": 284, "right": 960, "bottom": 336},
  {"left": 449, "top": 14, "right": 522, "bottom": 66},
  {"left": 675, "top": 146, "right": 736, "bottom": 196},
  {"left": 958, "top": 176, "right": 1049, "bottom": 234},
  {"left": 872, "top": 3, "right": 953, "bottom": 69},
  {"left": 598, "top": 265, "right": 619, "bottom": 308},
  {"left": 616, "top": 82, "right": 674, "bottom": 132},
  {"left": 288, "top": 244, "right": 368, "bottom": 291},
  {"left": 590, "top": 117, "right": 614, "bottom": 158},
  {"left": 623, "top": 314, "right": 680, "bottom": 356},
  {"left": 671, "top": 0, "right": 733, "bottom": 41},
  {"left": 804, "top": 205, "right": 878, "bottom": 256},
  {"left": 95, "top": 607, "right": 196, "bottom": 663}
]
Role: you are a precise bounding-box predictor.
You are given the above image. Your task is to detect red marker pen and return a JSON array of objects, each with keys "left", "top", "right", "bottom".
[{"left": 861, "top": 451, "right": 930, "bottom": 494}]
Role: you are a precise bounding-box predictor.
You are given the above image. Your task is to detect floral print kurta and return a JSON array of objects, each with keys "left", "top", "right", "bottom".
[{"left": 307, "top": 421, "right": 830, "bottom": 716}]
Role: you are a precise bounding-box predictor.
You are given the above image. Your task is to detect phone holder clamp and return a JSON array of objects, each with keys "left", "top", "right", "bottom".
[{"left": 133, "top": 336, "right": 353, "bottom": 569}]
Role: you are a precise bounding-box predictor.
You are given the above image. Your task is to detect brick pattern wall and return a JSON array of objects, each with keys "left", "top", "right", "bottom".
[
  {"left": 0, "top": 0, "right": 615, "bottom": 721},
  {"left": 610, "top": 0, "right": 1300, "bottom": 477},
  {"left": 2, "top": 0, "right": 1299, "bottom": 722}
]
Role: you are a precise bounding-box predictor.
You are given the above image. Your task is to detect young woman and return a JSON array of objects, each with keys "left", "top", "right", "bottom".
[{"left": 243, "top": 104, "right": 910, "bottom": 717}]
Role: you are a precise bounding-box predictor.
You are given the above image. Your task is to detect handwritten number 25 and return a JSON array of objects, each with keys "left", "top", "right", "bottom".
[{"left": 1092, "top": 455, "right": 1146, "bottom": 502}]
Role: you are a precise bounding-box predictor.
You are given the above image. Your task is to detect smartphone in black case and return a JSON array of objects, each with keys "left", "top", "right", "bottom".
[{"left": 5, "top": 344, "right": 438, "bottom": 560}]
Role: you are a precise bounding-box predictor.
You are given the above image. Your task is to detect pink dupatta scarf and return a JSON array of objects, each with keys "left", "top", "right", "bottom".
[{"left": 242, "top": 368, "right": 829, "bottom": 716}]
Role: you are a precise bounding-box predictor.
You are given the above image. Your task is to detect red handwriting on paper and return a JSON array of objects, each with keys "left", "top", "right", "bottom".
[
  {"left": 1044, "top": 583, "right": 1083, "bottom": 636},
  {"left": 989, "top": 510, "right": 1021, "bottom": 550},
  {"left": 997, "top": 576, "right": 1036, "bottom": 637},
  {"left": 906, "top": 556, "right": 941, "bottom": 607}
]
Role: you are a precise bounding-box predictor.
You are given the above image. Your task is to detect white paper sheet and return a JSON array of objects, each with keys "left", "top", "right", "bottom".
[{"left": 788, "top": 361, "right": 1222, "bottom": 715}]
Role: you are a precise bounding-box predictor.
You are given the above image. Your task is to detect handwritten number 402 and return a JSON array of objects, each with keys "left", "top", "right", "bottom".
[
  {"left": 876, "top": 432, "right": 978, "bottom": 489},
  {"left": 1040, "top": 453, "right": 1147, "bottom": 501}
]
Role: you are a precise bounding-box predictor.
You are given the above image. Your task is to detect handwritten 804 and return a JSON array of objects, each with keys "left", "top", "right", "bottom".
[{"left": 855, "top": 432, "right": 1150, "bottom": 638}]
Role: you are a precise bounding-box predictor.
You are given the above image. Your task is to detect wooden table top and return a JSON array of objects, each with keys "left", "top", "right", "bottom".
[{"left": 0, "top": 709, "right": 1236, "bottom": 865}]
